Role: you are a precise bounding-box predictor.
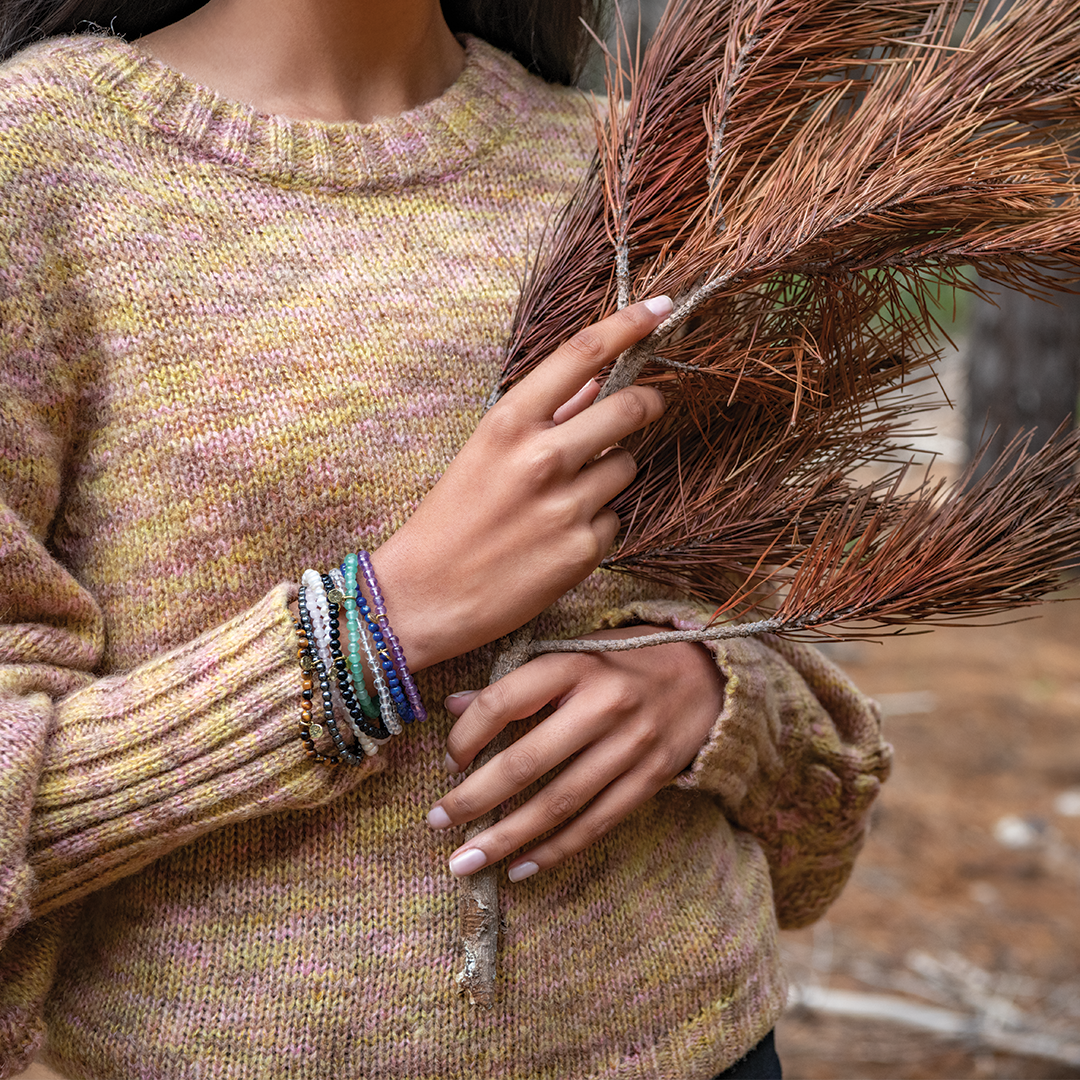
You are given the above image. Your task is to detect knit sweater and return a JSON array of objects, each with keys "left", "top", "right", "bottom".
[{"left": 0, "top": 32, "right": 892, "bottom": 1080}]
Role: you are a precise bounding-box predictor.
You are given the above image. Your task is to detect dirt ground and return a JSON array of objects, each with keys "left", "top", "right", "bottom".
[
  {"left": 776, "top": 596, "right": 1080, "bottom": 1079},
  {"left": 772, "top": 343, "right": 1080, "bottom": 1078}
]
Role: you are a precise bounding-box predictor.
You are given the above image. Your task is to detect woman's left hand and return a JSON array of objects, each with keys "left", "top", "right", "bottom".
[{"left": 426, "top": 625, "right": 724, "bottom": 881}]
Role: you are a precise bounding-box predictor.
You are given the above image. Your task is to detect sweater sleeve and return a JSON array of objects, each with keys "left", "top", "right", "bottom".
[
  {"left": 592, "top": 598, "right": 892, "bottom": 929},
  {"left": 0, "top": 434, "right": 381, "bottom": 1080},
  {"left": 0, "top": 124, "right": 382, "bottom": 1077},
  {"left": 0, "top": 288, "right": 378, "bottom": 953}
]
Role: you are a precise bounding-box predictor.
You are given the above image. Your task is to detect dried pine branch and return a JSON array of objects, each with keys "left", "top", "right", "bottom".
[
  {"left": 531, "top": 422, "right": 1080, "bottom": 648},
  {"left": 500, "top": 0, "right": 1080, "bottom": 620},
  {"left": 460, "top": 0, "right": 1080, "bottom": 1007}
]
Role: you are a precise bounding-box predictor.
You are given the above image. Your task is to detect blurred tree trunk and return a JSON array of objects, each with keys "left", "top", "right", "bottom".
[
  {"left": 579, "top": 0, "right": 670, "bottom": 91},
  {"left": 964, "top": 271, "right": 1080, "bottom": 480}
]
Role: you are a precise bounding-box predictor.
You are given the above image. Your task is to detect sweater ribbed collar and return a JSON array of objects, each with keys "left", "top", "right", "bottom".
[{"left": 54, "top": 33, "right": 537, "bottom": 192}]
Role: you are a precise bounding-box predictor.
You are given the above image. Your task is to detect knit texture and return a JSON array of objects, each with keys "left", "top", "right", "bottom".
[{"left": 0, "top": 33, "right": 891, "bottom": 1080}]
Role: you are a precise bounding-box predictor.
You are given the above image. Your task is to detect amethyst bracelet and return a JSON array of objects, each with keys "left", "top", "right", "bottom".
[{"left": 357, "top": 550, "right": 427, "bottom": 723}]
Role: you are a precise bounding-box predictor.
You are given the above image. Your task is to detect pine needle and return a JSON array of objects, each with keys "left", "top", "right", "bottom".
[{"left": 497, "top": 0, "right": 1080, "bottom": 635}]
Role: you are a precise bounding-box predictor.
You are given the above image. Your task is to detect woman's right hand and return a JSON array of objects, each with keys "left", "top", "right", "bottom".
[{"left": 370, "top": 296, "right": 672, "bottom": 671}]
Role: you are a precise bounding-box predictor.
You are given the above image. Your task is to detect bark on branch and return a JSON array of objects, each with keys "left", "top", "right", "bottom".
[{"left": 454, "top": 622, "right": 536, "bottom": 1007}]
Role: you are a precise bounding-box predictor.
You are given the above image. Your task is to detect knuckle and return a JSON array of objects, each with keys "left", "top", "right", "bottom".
[
  {"left": 594, "top": 507, "right": 622, "bottom": 544},
  {"left": 622, "top": 302, "right": 655, "bottom": 334},
  {"left": 577, "top": 810, "right": 615, "bottom": 847},
  {"left": 542, "top": 839, "right": 573, "bottom": 867},
  {"left": 481, "top": 406, "right": 523, "bottom": 447},
  {"left": 523, "top": 443, "right": 564, "bottom": 486},
  {"left": 541, "top": 788, "right": 579, "bottom": 827},
  {"left": 470, "top": 681, "right": 513, "bottom": 727},
  {"left": 548, "top": 491, "right": 582, "bottom": 529},
  {"left": 603, "top": 681, "right": 641, "bottom": 717},
  {"left": 614, "top": 388, "right": 650, "bottom": 429},
  {"left": 607, "top": 446, "right": 638, "bottom": 478},
  {"left": 543, "top": 826, "right": 588, "bottom": 867},
  {"left": 633, "top": 723, "right": 666, "bottom": 756},
  {"left": 447, "top": 788, "right": 482, "bottom": 821},
  {"left": 617, "top": 722, "right": 663, "bottom": 764},
  {"left": 656, "top": 748, "right": 685, "bottom": 779},
  {"left": 566, "top": 526, "right": 606, "bottom": 574},
  {"left": 564, "top": 328, "right": 606, "bottom": 365},
  {"left": 502, "top": 746, "right": 540, "bottom": 788}
]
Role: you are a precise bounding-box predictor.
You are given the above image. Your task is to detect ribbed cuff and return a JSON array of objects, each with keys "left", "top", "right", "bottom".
[{"left": 29, "top": 584, "right": 382, "bottom": 916}]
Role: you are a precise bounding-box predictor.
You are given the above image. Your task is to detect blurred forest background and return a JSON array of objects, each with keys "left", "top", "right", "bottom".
[
  {"left": 20, "top": 3, "right": 1080, "bottom": 1078},
  {"left": 582, "top": 2, "right": 1080, "bottom": 1078}
]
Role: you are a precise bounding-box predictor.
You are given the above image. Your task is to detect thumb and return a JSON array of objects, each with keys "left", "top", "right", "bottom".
[{"left": 444, "top": 689, "right": 480, "bottom": 717}]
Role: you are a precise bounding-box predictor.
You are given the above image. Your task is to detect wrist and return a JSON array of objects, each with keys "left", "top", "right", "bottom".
[{"left": 366, "top": 537, "right": 450, "bottom": 673}]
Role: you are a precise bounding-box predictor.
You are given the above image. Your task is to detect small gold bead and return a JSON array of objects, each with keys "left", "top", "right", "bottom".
[
  {"left": 326, "top": 588, "right": 344, "bottom": 604},
  {"left": 299, "top": 654, "right": 314, "bottom": 672},
  {"left": 308, "top": 723, "right": 324, "bottom": 740}
]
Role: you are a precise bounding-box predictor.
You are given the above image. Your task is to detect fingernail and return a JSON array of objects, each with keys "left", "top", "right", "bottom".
[
  {"left": 444, "top": 691, "right": 478, "bottom": 718},
  {"left": 507, "top": 861, "right": 539, "bottom": 883},
  {"left": 449, "top": 848, "right": 487, "bottom": 877},
  {"left": 443, "top": 752, "right": 461, "bottom": 773},
  {"left": 643, "top": 295, "right": 673, "bottom": 317},
  {"left": 427, "top": 805, "right": 452, "bottom": 830},
  {"left": 553, "top": 379, "right": 602, "bottom": 425}
]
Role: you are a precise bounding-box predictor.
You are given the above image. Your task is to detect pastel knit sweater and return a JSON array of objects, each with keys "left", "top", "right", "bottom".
[{"left": 0, "top": 32, "right": 892, "bottom": 1080}]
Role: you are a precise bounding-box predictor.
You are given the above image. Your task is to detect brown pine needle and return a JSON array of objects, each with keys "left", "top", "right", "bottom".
[{"left": 496, "top": 0, "right": 1080, "bottom": 634}]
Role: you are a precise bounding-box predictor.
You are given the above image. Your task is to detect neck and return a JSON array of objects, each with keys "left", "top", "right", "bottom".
[{"left": 138, "top": 0, "right": 466, "bottom": 123}]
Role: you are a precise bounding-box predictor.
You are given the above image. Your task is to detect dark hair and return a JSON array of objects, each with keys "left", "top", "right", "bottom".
[{"left": 0, "top": 0, "right": 610, "bottom": 83}]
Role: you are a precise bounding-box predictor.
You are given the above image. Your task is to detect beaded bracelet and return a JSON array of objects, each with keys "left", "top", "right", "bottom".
[
  {"left": 302, "top": 571, "right": 381, "bottom": 754},
  {"left": 296, "top": 587, "right": 365, "bottom": 766},
  {"left": 294, "top": 611, "right": 337, "bottom": 764},
  {"left": 293, "top": 554, "right": 427, "bottom": 764},
  {"left": 357, "top": 550, "right": 427, "bottom": 723},
  {"left": 341, "top": 560, "right": 401, "bottom": 735},
  {"left": 356, "top": 585, "right": 415, "bottom": 726},
  {"left": 298, "top": 583, "right": 367, "bottom": 764},
  {"left": 328, "top": 564, "right": 380, "bottom": 722},
  {"left": 321, "top": 572, "right": 391, "bottom": 747},
  {"left": 301, "top": 569, "right": 336, "bottom": 676}
]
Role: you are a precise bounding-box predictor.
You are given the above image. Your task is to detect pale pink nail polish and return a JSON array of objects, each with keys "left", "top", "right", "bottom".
[
  {"left": 643, "top": 295, "right": 673, "bottom": 317},
  {"left": 443, "top": 753, "right": 461, "bottom": 773},
  {"left": 508, "top": 861, "right": 539, "bottom": 883},
  {"left": 448, "top": 848, "right": 487, "bottom": 877},
  {"left": 427, "top": 806, "right": 452, "bottom": 830}
]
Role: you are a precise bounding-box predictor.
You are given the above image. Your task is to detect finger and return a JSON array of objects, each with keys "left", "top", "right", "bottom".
[
  {"left": 432, "top": 702, "right": 602, "bottom": 830},
  {"left": 441, "top": 655, "right": 579, "bottom": 773},
  {"left": 504, "top": 297, "right": 672, "bottom": 419},
  {"left": 573, "top": 446, "right": 638, "bottom": 509},
  {"left": 552, "top": 383, "right": 665, "bottom": 468},
  {"left": 505, "top": 766, "right": 668, "bottom": 882},
  {"left": 590, "top": 506, "right": 622, "bottom": 556},
  {"left": 552, "top": 378, "right": 601, "bottom": 424},
  {"left": 444, "top": 690, "right": 479, "bottom": 719},
  {"left": 443, "top": 735, "right": 642, "bottom": 877}
]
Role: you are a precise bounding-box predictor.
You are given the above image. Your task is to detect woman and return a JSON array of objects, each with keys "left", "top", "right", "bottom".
[{"left": 0, "top": 1, "right": 890, "bottom": 1076}]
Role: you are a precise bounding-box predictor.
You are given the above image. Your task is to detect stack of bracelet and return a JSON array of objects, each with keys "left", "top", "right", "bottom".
[{"left": 294, "top": 551, "right": 426, "bottom": 764}]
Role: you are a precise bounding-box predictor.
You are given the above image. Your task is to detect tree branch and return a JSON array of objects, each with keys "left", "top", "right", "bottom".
[
  {"left": 789, "top": 984, "right": 1080, "bottom": 1069},
  {"left": 527, "top": 618, "right": 788, "bottom": 657},
  {"left": 454, "top": 621, "right": 536, "bottom": 1007}
]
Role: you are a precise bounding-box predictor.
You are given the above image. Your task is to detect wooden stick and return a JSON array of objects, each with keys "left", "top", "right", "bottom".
[
  {"left": 789, "top": 984, "right": 1080, "bottom": 1068},
  {"left": 454, "top": 622, "right": 536, "bottom": 1007}
]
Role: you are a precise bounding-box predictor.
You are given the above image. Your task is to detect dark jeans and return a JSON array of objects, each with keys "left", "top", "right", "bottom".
[{"left": 712, "top": 1030, "right": 782, "bottom": 1079}]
